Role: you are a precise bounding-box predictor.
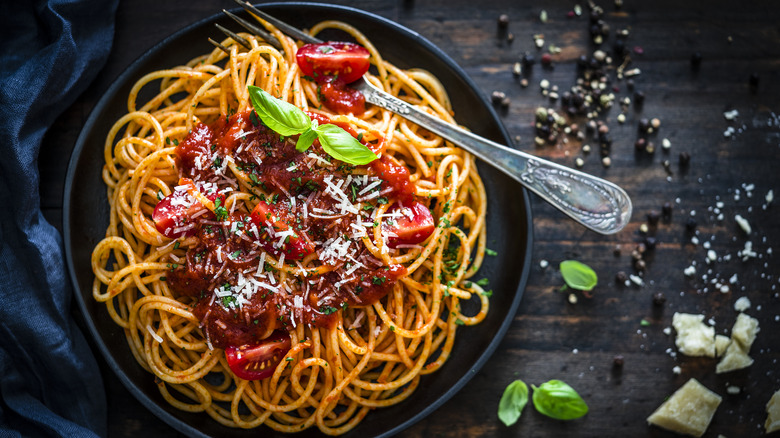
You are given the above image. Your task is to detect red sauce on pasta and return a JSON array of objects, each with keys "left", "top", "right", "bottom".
[{"left": 166, "top": 110, "right": 415, "bottom": 349}]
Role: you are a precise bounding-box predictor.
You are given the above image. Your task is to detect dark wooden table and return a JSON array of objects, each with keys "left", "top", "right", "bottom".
[{"left": 40, "top": 0, "right": 780, "bottom": 436}]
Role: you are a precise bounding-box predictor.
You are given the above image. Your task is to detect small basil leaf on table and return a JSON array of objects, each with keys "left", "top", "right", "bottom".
[
  {"left": 498, "top": 380, "right": 529, "bottom": 426},
  {"left": 559, "top": 260, "right": 598, "bottom": 291},
  {"left": 314, "top": 124, "right": 378, "bottom": 165},
  {"left": 248, "top": 85, "right": 311, "bottom": 136},
  {"left": 531, "top": 379, "right": 589, "bottom": 420}
]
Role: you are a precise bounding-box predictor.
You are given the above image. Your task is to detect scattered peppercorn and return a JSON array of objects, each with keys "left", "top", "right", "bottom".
[
  {"left": 497, "top": 14, "right": 509, "bottom": 29},
  {"left": 491, "top": 90, "right": 506, "bottom": 105},
  {"left": 652, "top": 292, "right": 667, "bottom": 306},
  {"left": 662, "top": 202, "right": 673, "bottom": 219},
  {"left": 634, "top": 138, "right": 646, "bottom": 152},
  {"left": 647, "top": 210, "right": 660, "bottom": 225},
  {"left": 633, "top": 91, "right": 645, "bottom": 106},
  {"left": 638, "top": 118, "right": 650, "bottom": 134},
  {"left": 685, "top": 217, "right": 697, "bottom": 232},
  {"left": 613, "top": 245, "right": 621, "bottom": 257},
  {"left": 634, "top": 259, "right": 646, "bottom": 271},
  {"left": 645, "top": 236, "right": 657, "bottom": 250},
  {"left": 615, "top": 271, "right": 628, "bottom": 283},
  {"left": 690, "top": 52, "right": 702, "bottom": 71},
  {"left": 678, "top": 151, "right": 691, "bottom": 167},
  {"left": 749, "top": 73, "right": 760, "bottom": 92},
  {"left": 541, "top": 53, "right": 552, "bottom": 66},
  {"left": 613, "top": 354, "right": 625, "bottom": 367}
]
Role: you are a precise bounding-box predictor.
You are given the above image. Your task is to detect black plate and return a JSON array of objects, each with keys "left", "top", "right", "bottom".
[{"left": 64, "top": 3, "right": 533, "bottom": 437}]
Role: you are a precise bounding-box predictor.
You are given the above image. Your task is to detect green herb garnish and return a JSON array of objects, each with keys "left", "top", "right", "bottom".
[
  {"left": 248, "top": 86, "right": 377, "bottom": 165},
  {"left": 498, "top": 380, "right": 529, "bottom": 426},
  {"left": 531, "top": 380, "right": 589, "bottom": 420},
  {"left": 559, "top": 260, "right": 598, "bottom": 291}
]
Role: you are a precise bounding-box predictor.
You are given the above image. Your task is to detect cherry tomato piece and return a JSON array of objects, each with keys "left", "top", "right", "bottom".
[
  {"left": 224, "top": 331, "right": 292, "bottom": 381},
  {"left": 153, "top": 182, "right": 223, "bottom": 238},
  {"left": 296, "top": 42, "right": 370, "bottom": 84},
  {"left": 384, "top": 201, "right": 435, "bottom": 248},
  {"left": 249, "top": 199, "right": 314, "bottom": 260}
]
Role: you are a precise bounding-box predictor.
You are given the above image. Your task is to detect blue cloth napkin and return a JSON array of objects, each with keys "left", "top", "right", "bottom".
[{"left": 0, "top": 0, "right": 118, "bottom": 436}]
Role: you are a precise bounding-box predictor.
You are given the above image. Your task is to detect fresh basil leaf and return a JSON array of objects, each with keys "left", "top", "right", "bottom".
[
  {"left": 498, "top": 380, "right": 529, "bottom": 426},
  {"left": 531, "top": 380, "right": 588, "bottom": 420},
  {"left": 296, "top": 126, "right": 318, "bottom": 152},
  {"left": 314, "top": 124, "right": 378, "bottom": 165},
  {"left": 247, "top": 85, "right": 311, "bottom": 136},
  {"left": 559, "top": 260, "right": 598, "bottom": 291}
]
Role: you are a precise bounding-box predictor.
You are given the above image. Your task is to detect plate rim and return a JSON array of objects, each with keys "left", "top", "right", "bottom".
[{"left": 64, "top": 3, "right": 534, "bottom": 437}]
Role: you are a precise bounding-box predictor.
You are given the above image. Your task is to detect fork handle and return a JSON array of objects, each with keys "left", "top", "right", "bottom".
[{"left": 361, "top": 86, "right": 633, "bottom": 235}]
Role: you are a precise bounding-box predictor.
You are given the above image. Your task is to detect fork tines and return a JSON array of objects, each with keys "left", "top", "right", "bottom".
[
  {"left": 222, "top": 8, "right": 283, "bottom": 50},
  {"left": 231, "top": 0, "right": 322, "bottom": 45}
]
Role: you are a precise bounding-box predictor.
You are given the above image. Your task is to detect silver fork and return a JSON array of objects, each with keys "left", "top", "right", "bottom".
[{"left": 219, "top": 1, "right": 633, "bottom": 235}]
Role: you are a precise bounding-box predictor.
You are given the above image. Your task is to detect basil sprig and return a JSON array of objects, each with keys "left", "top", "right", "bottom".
[
  {"left": 497, "top": 380, "right": 529, "bottom": 426},
  {"left": 248, "top": 86, "right": 377, "bottom": 165},
  {"left": 559, "top": 260, "right": 598, "bottom": 291},
  {"left": 531, "top": 380, "right": 589, "bottom": 420}
]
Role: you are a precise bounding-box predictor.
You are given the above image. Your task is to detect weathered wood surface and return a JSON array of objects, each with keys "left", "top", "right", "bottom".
[{"left": 40, "top": 0, "right": 780, "bottom": 436}]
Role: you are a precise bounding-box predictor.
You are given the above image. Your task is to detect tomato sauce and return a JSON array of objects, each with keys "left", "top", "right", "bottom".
[{"left": 165, "top": 110, "right": 422, "bottom": 349}]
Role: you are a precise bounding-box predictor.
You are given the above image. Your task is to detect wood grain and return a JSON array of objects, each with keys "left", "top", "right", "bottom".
[{"left": 40, "top": 0, "right": 780, "bottom": 437}]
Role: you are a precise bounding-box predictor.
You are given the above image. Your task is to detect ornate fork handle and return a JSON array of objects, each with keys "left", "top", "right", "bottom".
[
  {"left": 357, "top": 81, "right": 632, "bottom": 234},
  {"left": 225, "top": 0, "right": 632, "bottom": 234}
]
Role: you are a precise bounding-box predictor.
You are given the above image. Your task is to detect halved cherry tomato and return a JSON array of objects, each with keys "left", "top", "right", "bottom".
[
  {"left": 383, "top": 201, "right": 435, "bottom": 248},
  {"left": 370, "top": 156, "right": 415, "bottom": 203},
  {"left": 153, "top": 182, "right": 223, "bottom": 238},
  {"left": 224, "top": 331, "right": 292, "bottom": 381},
  {"left": 249, "top": 199, "right": 314, "bottom": 260},
  {"left": 296, "top": 42, "right": 370, "bottom": 84}
]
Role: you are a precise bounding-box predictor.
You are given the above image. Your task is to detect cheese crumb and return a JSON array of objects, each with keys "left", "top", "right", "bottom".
[
  {"left": 734, "top": 214, "right": 751, "bottom": 234},
  {"left": 734, "top": 296, "right": 751, "bottom": 312},
  {"left": 647, "top": 378, "right": 722, "bottom": 438}
]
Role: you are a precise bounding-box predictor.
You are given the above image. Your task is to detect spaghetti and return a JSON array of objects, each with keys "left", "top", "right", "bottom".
[{"left": 91, "top": 17, "right": 489, "bottom": 434}]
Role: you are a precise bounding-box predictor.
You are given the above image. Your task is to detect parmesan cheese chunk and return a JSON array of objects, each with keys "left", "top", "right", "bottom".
[
  {"left": 730, "top": 313, "right": 759, "bottom": 348},
  {"left": 714, "top": 334, "right": 731, "bottom": 357},
  {"left": 647, "top": 378, "right": 722, "bottom": 437},
  {"left": 672, "top": 313, "right": 716, "bottom": 357},
  {"left": 716, "top": 313, "right": 759, "bottom": 374},
  {"left": 766, "top": 389, "right": 780, "bottom": 434},
  {"left": 715, "top": 341, "right": 753, "bottom": 373}
]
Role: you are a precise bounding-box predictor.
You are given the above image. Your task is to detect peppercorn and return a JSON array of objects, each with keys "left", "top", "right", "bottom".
[
  {"left": 638, "top": 118, "right": 650, "bottom": 133},
  {"left": 633, "top": 91, "right": 645, "bottom": 106},
  {"left": 492, "top": 90, "right": 507, "bottom": 103},
  {"left": 685, "top": 217, "right": 697, "bottom": 231},
  {"left": 645, "top": 236, "right": 657, "bottom": 250},
  {"left": 679, "top": 151, "right": 691, "bottom": 167},
  {"left": 497, "top": 14, "right": 510, "bottom": 29},
  {"left": 613, "top": 245, "right": 621, "bottom": 256},
  {"left": 541, "top": 53, "right": 552, "bottom": 66},
  {"left": 634, "top": 138, "right": 646, "bottom": 151},
  {"left": 645, "top": 142, "right": 655, "bottom": 154},
  {"left": 652, "top": 292, "right": 666, "bottom": 306},
  {"left": 634, "top": 259, "right": 646, "bottom": 271},
  {"left": 662, "top": 202, "right": 673, "bottom": 218},
  {"left": 613, "top": 354, "right": 625, "bottom": 367},
  {"left": 636, "top": 243, "right": 647, "bottom": 254},
  {"left": 690, "top": 52, "right": 702, "bottom": 71},
  {"left": 647, "top": 210, "right": 660, "bottom": 225},
  {"left": 501, "top": 96, "right": 511, "bottom": 109},
  {"left": 615, "top": 271, "right": 628, "bottom": 283},
  {"left": 521, "top": 53, "right": 535, "bottom": 68},
  {"left": 749, "top": 73, "right": 760, "bottom": 91}
]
